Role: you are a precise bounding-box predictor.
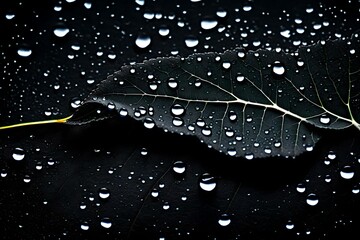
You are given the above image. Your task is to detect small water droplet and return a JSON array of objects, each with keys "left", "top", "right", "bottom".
[
  {"left": 119, "top": 108, "right": 128, "bottom": 116},
  {"left": 245, "top": 153, "right": 254, "bottom": 160},
  {"left": 99, "top": 188, "right": 110, "bottom": 199},
  {"left": 151, "top": 189, "right": 159, "bottom": 198},
  {"left": 148, "top": 81, "right": 158, "bottom": 91},
  {"left": 173, "top": 161, "right": 186, "bottom": 174},
  {"left": 306, "top": 193, "right": 318, "bottom": 206},
  {"left": 227, "top": 149, "right": 237, "bottom": 156},
  {"left": 216, "top": 9, "right": 227, "bottom": 18},
  {"left": 140, "top": 147, "right": 148, "bottom": 156},
  {"left": 243, "top": 5, "right": 252, "bottom": 11},
  {"left": 135, "top": 34, "right": 151, "bottom": 48},
  {"left": 107, "top": 102, "right": 115, "bottom": 110},
  {"left": 340, "top": 165, "right": 354, "bottom": 179},
  {"left": 196, "top": 118, "right": 205, "bottom": 127},
  {"left": 237, "top": 50, "right": 246, "bottom": 59},
  {"left": 12, "top": 148, "right": 25, "bottom": 161},
  {"left": 218, "top": 213, "right": 231, "bottom": 226},
  {"left": 201, "top": 18, "right": 218, "bottom": 30},
  {"left": 171, "top": 104, "right": 185, "bottom": 116},
  {"left": 228, "top": 111, "right": 237, "bottom": 121},
  {"left": 199, "top": 173, "right": 217, "bottom": 191},
  {"left": 70, "top": 97, "right": 81, "bottom": 109},
  {"left": 100, "top": 218, "right": 112, "bottom": 228},
  {"left": 23, "top": 175, "right": 31, "bottom": 183},
  {"left": 272, "top": 61, "right": 286, "bottom": 76},
  {"left": 163, "top": 202, "right": 170, "bottom": 210}
]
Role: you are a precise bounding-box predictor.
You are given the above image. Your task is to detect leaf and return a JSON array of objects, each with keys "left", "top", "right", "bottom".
[{"left": 68, "top": 33, "right": 360, "bottom": 159}]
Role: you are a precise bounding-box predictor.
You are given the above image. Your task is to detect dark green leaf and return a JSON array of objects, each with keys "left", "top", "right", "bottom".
[{"left": 69, "top": 33, "right": 360, "bottom": 159}]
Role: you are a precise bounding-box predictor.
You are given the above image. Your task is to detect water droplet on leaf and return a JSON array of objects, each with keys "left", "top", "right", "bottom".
[
  {"left": 199, "top": 173, "right": 217, "bottom": 191},
  {"left": 12, "top": 148, "right": 25, "bottom": 161}
]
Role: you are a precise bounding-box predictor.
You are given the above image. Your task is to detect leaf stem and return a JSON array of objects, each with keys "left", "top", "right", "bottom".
[{"left": 0, "top": 115, "right": 72, "bottom": 130}]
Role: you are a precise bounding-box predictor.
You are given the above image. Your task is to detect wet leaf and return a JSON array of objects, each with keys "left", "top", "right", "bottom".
[{"left": 69, "top": 33, "right": 360, "bottom": 159}]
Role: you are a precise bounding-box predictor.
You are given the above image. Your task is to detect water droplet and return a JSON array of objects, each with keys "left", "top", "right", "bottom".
[
  {"left": 274, "top": 141, "right": 282, "bottom": 148},
  {"left": 243, "top": 5, "right": 252, "bottom": 11},
  {"left": 296, "top": 183, "right": 306, "bottom": 193},
  {"left": 70, "top": 97, "right": 81, "bottom": 109},
  {"left": 236, "top": 74, "right": 245, "bottom": 82},
  {"left": 173, "top": 161, "right": 186, "bottom": 174},
  {"left": 54, "top": 26, "right": 70, "bottom": 37},
  {"left": 158, "top": 26, "right": 170, "bottom": 36},
  {"left": 245, "top": 153, "right": 254, "bottom": 160},
  {"left": 216, "top": 9, "right": 227, "bottom": 18},
  {"left": 172, "top": 117, "right": 184, "bottom": 127},
  {"left": 167, "top": 78, "right": 178, "bottom": 89},
  {"left": 306, "top": 193, "right": 319, "bottom": 206},
  {"left": 319, "top": 115, "right": 330, "bottom": 125},
  {"left": 196, "top": 118, "right": 205, "bottom": 127},
  {"left": 23, "top": 175, "right": 31, "bottom": 183},
  {"left": 135, "top": 34, "right": 151, "bottom": 48},
  {"left": 218, "top": 213, "right": 231, "bottom": 226},
  {"left": 222, "top": 62, "right": 231, "bottom": 69},
  {"left": 144, "top": 118, "right": 155, "bottom": 129},
  {"left": 171, "top": 104, "right": 185, "bottom": 116},
  {"left": 151, "top": 189, "right": 159, "bottom": 198},
  {"left": 84, "top": 2, "right": 92, "bottom": 9},
  {"left": 199, "top": 173, "right": 217, "bottom": 191},
  {"left": 185, "top": 36, "right": 199, "bottom": 48},
  {"left": 149, "top": 82, "right": 158, "bottom": 91},
  {"left": 264, "top": 147, "right": 272, "bottom": 154},
  {"left": 98, "top": 188, "right": 110, "bottom": 199},
  {"left": 201, "top": 18, "right": 218, "bottom": 30},
  {"left": 340, "top": 165, "right": 354, "bottom": 179},
  {"left": 100, "top": 218, "right": 112, "bottom": 228},
  {"left": 237, "top": 50, "right": 246, "bottom": 59},
  {"left": 17, "top": 47, "right": 32, "bottom": 57},
  {"left": 227, "top": 149, "right": 237, "bottom": 156},
  {"left": 163, "top": 202, "right": 170, "bottom": 210},
  {"left": 272, "top": 61, "right": 286, "bottom": 76},
  {"left": 140, "top": 147, "right": 148, "bottom": 156},
  {"left": 119, "top": 108, "right": 128, "bottom": 116},
  {"left": 12, "top": 148, "right": 25, "bottom": 161},
  {"left": 286, "top": 220, "right": 294, "bottom": 230},
  {"left": 80, "top": 222, "right": 89, "bottom": 230},
  {"left": 280, "top": 30, "right": 291, "bottom": 38},
  {"left": 201, "top": 127, "right": 212, "bottom": 136},
  {"left": 228, "top": 111, "right": 237, "bottom": 121},
  {"left": 107, "top": 102, "right": 115, "bottom": 110}
]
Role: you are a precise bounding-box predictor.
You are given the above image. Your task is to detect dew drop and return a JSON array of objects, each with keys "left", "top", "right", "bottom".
[
  {"left": 171, "top": 104, "right": 185, "bottom": 116},
  {"left": 23, "top": 175, "right": 31, "bottom": 183},
  {"left": 167, "top": 78, "right": 178, "bottom": 89},
  {"left": 227, "top": 149, "right": 237, "bottom": 156},
  {"left": 107, "top": 102, "right": 115, "bottom": 110},
  {"left": 237, "top": 49, "right": 246, "bottom": 59},
  {"left": 173, "top": 161, "right": 186, "bottom": 174},
  {"left": 216, "top": 9, "right": 227, "bottom": 18},
  {"left": 172, "top": 117, "right": 184, "bottom": 127},
  {"left": 80, "top": 222, "right": 89, "bottom": 230},
  {"left": 140, "top": 147, "right": 148, "bottom": 156},
  {"left": 218, "top": 213, "right": 231, "bottom": 226},
  {"left": 70, "top": 97, "right": 81, "bottom": 109},
  {"left": 272, "top": 61, "right": 286, "bottom": 76},
  {"left": 151, "top": 189, "right": 159, "bottom": 198},
  {"left": 236, "top": 74, "right": 245, "bottom": 82},
  {"left": 296, "top": 183, "right": 306, "bottom": 193},
  {"left": 201, "top": 127, "right": 212, "bottom": 136},
  {"left": 319, "top": 115, "right": 330, "bottom": 125},
  {"left": 340, "top": 165, "right": 354, "bottom": 179},
  {"left": 163, "top": 202, "right": 170, "bottom": 210},
  {"left": 201, "top": 18, "right": 218, "bottom": 30},
  {"left": 327, "top": 151, "right": 336, "bottom": 160},
  {"left": 199, "top": 173, "right": 217, "bottom": 191},
  {"left": 119, "top": 108, "right": 128, "bottom": 117},
  {"left": 149, "top": 82, "right": 158, "bottom": 91},
  {"left": 98, "top": 187, "right": 110, "bottom": 199},
  {"left": 135, "top": 34, "right": 151, "bottom": 48},
  {"left": 54, "top": 26, "right": 70, "bottom": 37},
  {"left": 185, "top": 36, "right": 199, "bottom": 48},
  {"left": 286, "top": 220, "right": 294, "bottom": 230},
  {"left": 144, "top": 118, "right": 155, "bottom": 129},
  {"left": 100, "top": 218, "right": 112, "bottom": 228},
  {"left": 12, "top": 148, "right": 25, "bottom": 161},
  {"left": 17, "top": 47, "right": 32, "bottom": 57},
  {"left": 306, "top": 193, "right": 319, "bottom": 206},
  {"left": 228, "top": 111, "right": 237, "bottom": 121},
  {"left": 158, "top": 26, "right": 170, "bottom": 36},
  {"left": 196, "top": 118, "right": 205, "bottom": 127},
  {"left": 222, "top": 62, "right": 231, "bottom": 69},
  {"left": 245, "top": 153, "right": 254, "bottom": 160}
]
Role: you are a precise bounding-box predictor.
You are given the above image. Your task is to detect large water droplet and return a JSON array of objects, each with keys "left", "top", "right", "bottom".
[
  {"left": 173, "top": 161, "right": 186, "bottom": 174},
  {"left": 306, "top": 193, "right": 319, "bottom": 206},
  {"left": 244, "top": 153, "right": 254, "bottom": 160},
  {"left": 272, "top": 61, "right": 286, "bottom": 76},
  {"left": 296, "top": 183, "right": 306, "bottom": 193},
  {"left": 201, "top": 127, "right": 212, "bottom": 136},
  {"left": 199, "top": 173, "right": 217, "bottom": 191},
  {"left": 135, "top": 34, "right": 151, "bottom": 48},
  {"left": 98, "top": 187, "right": 110, "bottom": 199},
  {"left": 158, "top": 25, "right": 170, "bottom": 36},
  {"left": 340, "top": 165, "right": 354, "bottom": 179},
  {"left": 319, "top": 115, "right": 330, "bottom": 125},
  {"left": 185, "top": 36, "right": 199, "bottom": 48},
  {"left": 200, "top": 18, "right": 218, "bottom": 30},
  {"left": 17, "top": 47, "right": 32, "bottom": 57},
  {"left": 218, "top": 213, "right": 231, "bottom": 226},
  {"left": 167, "top": 78, "right": 178, "bottom": 89},
  {"left": 171, "top": 104, "right": 185, "bottom": 116},
  {"left": 54, "top": 26, "right": 70, "bottom": 37},
  {"left": 12, "top": 148, "right": 25, "bottom": 161},
  {"left": 100, "top": 218, "right": 112, "bottom": 228},
  {"left": 172, "top": 117, "right": 184, "bottom": 127},
  {"left": 144, "top": 118, "right": 155, "bottom": 129},
  {"left": 286, "top": 220, "right": 294, "bottom": 230}
]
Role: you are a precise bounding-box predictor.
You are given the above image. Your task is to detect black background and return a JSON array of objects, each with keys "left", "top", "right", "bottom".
[{"left": 1, "top": 0, "right": 360, "bottom": 239}]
